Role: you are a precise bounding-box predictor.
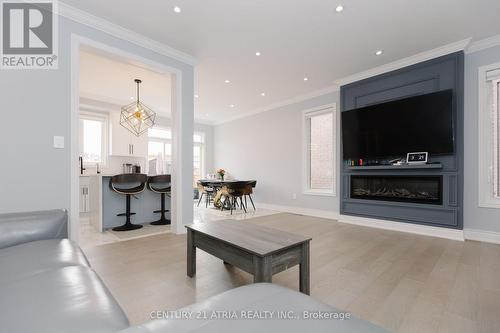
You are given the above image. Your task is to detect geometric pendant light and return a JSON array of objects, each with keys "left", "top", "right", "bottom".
[{"left": 120, "top": 79, "right": 156, "bottom": 137}]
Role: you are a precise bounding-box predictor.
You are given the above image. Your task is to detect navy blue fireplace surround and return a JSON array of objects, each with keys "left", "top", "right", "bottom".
[{"left": 340, "top": 52, "right": 464, "bottom": 229}]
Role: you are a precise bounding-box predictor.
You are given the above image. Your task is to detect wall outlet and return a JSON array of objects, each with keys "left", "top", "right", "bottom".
[{"left": 292, "top": 193, "right": 297, "bottom": 200}]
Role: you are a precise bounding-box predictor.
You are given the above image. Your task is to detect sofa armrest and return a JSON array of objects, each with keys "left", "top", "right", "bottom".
[
  {"left": 0, "top": 210, "right": 68, "bottom": 249},
  {"left": 119, "top": 283, "right": 388, "bottom": 333}
]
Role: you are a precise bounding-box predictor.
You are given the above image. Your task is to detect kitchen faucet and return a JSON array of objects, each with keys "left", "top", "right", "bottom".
[{"left": 79, "top": 156, "right": 86, "bottom": 175}]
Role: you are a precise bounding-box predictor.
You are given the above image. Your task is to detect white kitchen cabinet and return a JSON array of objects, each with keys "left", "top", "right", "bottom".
[
  {"left": 109, "top": 111, "right": 148, "bottom": 157},
  {"left": 79, "top": 176, "right": 90, "bottom": 213}
]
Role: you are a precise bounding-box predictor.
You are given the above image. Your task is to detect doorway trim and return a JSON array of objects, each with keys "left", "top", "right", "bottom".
[{"left": 70, "top": 34, "right": 186, "bottom": 243}]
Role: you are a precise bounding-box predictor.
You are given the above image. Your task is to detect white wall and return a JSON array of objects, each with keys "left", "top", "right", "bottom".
[
  {"left": 0, "top": 15, "right": 194, "bottom": 232},
  {"left": 464, "top": 45, "right": 500, "bottom": 233},
  {"left": 213, "top": 92, "right": 340, "bottom": 213}
]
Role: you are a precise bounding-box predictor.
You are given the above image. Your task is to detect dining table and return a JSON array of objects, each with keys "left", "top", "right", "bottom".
[
  {"left": 201, "top": 179, "right": 240, "bottom": 188},
  {"left": 198, "top": 179, "right": 255, "bottom": 210}
]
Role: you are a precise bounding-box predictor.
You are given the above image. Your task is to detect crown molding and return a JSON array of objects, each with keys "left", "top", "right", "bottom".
[
  {"left": 335, "top": 38, "right": 472, "bottom": 87},
  {"left": 466, "top": 34, "right": 500, "bottom": 54},
  {"left": 213, "top": 84, "right": 339, "bottom": 126},
  {"left": 59, "top": 2, "right": 197, "bottom": 66}
]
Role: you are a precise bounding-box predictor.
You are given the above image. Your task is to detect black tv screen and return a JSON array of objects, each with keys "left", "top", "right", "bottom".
[{"left": 342, "top": 90, "right": 454, "bottom": 160}]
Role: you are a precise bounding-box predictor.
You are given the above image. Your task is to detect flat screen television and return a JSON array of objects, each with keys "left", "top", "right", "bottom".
[{"left": 341, "top": 90, "right": 454, "bottom": 160}]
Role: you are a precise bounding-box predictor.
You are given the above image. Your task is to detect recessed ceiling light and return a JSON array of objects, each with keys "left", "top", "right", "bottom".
[
  {"left": 173, "top": 6, "right": 181, "bottom": 13},
  {"left": 303, "top": 77, "right": 309, "bottom": 81},
  {"left": 205, "top": 113, "right": 209, "bottom": 116},
  {"left": 335, "top": 5, "right": 344, "bottom": 12},
  {"left": 255, "top": 51, "right": 261, "bottom": 56},
  {"left": 224, "top": 79, "right": 230, "bottom": 84},
  {"left": 261, "top": 92, "right": 266, "bottom": 97},
  {"left": 229, "top": 104, "right": 235, "bottom": 108},
  {"left": 375, "top": 50, "right": 383, "bottom": 56},
  {"left": 130, "top": 96, "right": 134, "bottom": 100},
  {"left": 194, "top": 94, "right": 199, "bottom": 98}
]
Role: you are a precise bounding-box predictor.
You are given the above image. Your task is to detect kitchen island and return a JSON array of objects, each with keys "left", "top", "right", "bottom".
[{"left": 87, "top": 174, "right": 171, "bottom": 232}]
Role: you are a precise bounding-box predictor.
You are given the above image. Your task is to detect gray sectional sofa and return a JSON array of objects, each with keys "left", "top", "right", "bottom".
[{"left": 0, "top": 210, "right": 388, "bottom": 333}]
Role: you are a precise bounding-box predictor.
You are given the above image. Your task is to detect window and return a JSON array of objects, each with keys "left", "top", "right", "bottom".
[
  {"left": 303, "top": 105, "right": 336, "bottom": 196},
  {"left": 148, "top": 128, "right": 172, "bottom": 174},
  {"left": 479, "top": 64, "right": 500, "bottom": 207},
  {"left": 193, "top": 133, "right": 205, "bottom": 187},
  {"left": 79, "top": 112, "right": 108, "bottom": 166},
  {"left": 148, "top": 127, "right": 205, "bottom": 187}
]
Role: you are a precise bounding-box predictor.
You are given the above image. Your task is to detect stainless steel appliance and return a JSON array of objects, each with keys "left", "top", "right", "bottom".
[{"left": 123, "top": 163, "right": 134, "bottom": 174}]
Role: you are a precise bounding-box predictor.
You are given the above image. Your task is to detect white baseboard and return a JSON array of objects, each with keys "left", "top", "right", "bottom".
[
  {"left": 463, "top": 229, "right": 500, "bottom": 245},
  {"left": 257, "top": 203, "right": 338, "bottom": 220},
  {"left": 337, "top": 214, "right": 464, "bottom": 241},
  {"left": 256, "top": 203, "right": 464, "bottom": 241}
]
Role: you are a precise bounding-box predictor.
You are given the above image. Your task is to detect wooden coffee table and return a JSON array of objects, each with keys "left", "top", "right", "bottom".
[{"left": 186, "top": 220, "right": 312, "bottom": 294}]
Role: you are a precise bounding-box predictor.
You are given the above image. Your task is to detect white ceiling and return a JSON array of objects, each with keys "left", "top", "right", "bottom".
[
  {"left": 64, "top": 0, "right": 500, "bottom": 124},
  {"left": 79, "top": 48, "right": 172, "bottom": 115}
]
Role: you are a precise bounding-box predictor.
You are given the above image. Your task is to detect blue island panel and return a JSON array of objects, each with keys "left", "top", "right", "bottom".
[{"left": 101, "top": 176, "right": 171, "bottom": 229}]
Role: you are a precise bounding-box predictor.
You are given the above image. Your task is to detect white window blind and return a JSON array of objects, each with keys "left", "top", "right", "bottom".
[{"left": 303, "top": 105, "right": 336, "bottom": 195}]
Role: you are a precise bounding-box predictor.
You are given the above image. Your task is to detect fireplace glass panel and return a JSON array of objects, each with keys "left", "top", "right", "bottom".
[{"left": 350, "top": 175, "right": 442, "bottom": 205}]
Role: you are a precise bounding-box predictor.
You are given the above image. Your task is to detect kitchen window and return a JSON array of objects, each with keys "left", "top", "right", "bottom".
[
  {"left": 479, "top": 64, "right": 500, "bottom": 207},
  {"left": 148, "top": 127, "right": 205, "bottom": 187},
  {"left": 79, "top": 112, "right": 109, "bottom": 166},
  {"left": 303, "top": 105, "right": 336, "bottom": 196},
  {"left": 148, "top": 128, "right": 172, "bottom": 174}
]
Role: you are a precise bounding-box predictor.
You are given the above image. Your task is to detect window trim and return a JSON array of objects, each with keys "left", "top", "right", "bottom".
[
  {"left": 302, "top": 103, "right": 337, "bottom": 197},
  {"left": 478, "top": 62, "right": 500, "bottom": 208},
  {"left": 79, "top": 111, "right": 109, "bottom": 167}
]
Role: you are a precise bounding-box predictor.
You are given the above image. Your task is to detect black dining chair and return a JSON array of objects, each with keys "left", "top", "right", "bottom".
[
  {"left": 243, "top": 180, "right": 257, "bottom": 211},
  {"left": 220, "top": 181, "right": 249, "bottom": 215},
  {"left": 109, "top": 174, "right": 148, "bottom": 231},
  {"left": 148, "top": 175, "right": 171, "bottom": 225},
  {"left": 197, "top": 180, "right": 215, "bottom": 208}
]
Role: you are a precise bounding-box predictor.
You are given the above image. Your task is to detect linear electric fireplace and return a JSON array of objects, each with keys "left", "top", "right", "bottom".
[{"left": 350, "top": 175, "right": 442, "bottom": 205}]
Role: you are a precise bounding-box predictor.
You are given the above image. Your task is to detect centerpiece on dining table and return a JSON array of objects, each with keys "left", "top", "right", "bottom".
[{"left": 217, "top": 168, "right": 226, "bottom": 181}]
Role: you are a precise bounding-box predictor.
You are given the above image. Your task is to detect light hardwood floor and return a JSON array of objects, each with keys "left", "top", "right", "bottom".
[{"left": 83, "top": 213, "right": 500, "bottom": 332}]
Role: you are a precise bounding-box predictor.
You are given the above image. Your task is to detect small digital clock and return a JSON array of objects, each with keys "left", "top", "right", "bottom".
[{"left": 406, "top": 152, "right": 428, "bottom": 165}]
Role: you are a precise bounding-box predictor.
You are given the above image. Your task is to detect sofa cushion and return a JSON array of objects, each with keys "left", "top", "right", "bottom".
[
  {"left": 0, "top": 266, "right": 129, "bottom": 333},
  {"left": 0, "top": 210, "right": 67, "bottom": 249},
  {"left": 121, "top": 283, "right": 387, "bottom": 333},
  {"left": 0, "top": 239, "right": 90, "bottom": 284}
]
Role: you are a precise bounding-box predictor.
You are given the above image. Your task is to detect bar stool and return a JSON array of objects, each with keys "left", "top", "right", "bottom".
[
  {"left": 148, "top": 175, "right": 171, "bottom": 225},
  {"left": 109, "top": 174, "right": 147, "bottom": 231}
]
